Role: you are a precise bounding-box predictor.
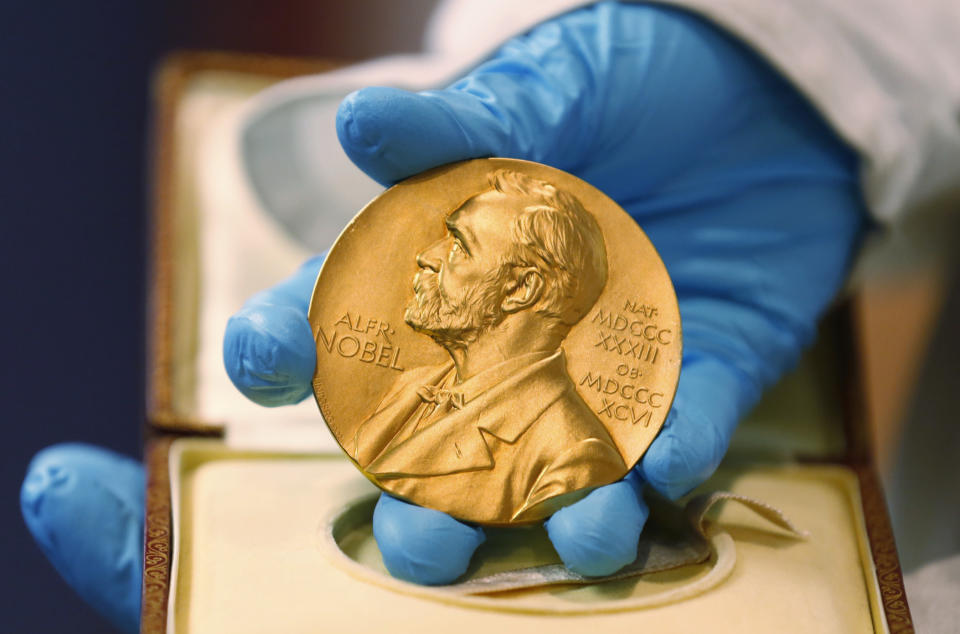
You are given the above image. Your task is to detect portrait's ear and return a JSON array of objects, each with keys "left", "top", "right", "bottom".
[{"left": 502, "top": 267, "right": 544, "bottom": 314}]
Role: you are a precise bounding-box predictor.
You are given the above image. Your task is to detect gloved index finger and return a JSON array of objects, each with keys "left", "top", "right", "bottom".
[
  {"left": 223, "top": 254, "right": 326, "bottom": 408},
  {"left": 335, "top": 10, "right": 617, "bottom": 186}
]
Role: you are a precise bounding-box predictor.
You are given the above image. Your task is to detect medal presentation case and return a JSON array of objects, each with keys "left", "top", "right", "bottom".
[{"left": 143, "top": 53, "right": 913, "bottom": 633}]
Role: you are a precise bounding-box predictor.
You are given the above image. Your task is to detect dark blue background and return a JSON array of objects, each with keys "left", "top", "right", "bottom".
[
  {"left": 1, "top": 2, "right": 155, "bottom": 631},
  {"left": 0, "top": 2, "right": 434, "bottom": 630}
]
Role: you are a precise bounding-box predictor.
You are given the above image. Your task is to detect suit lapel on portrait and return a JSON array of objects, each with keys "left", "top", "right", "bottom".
[
  {"left": 353, "top": 363, "right": 454, "bottom": 465},
  {"left": 473, "top": 350, "right": 568, "bottom": 443},
  {"left": 366, "top": 404, "right": 495, "bottom": 477},
  {"left": 367, "top": 350, "right": 571, "bottom": 478}
]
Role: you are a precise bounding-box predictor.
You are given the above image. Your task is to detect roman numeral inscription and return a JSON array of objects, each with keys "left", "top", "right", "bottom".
[
  {"left": 580, "top": 300, "right": 675, "bottom": 425},
  {"left": 579, "top": 371, "right": 664, "bottom": 426},
  {"left": 589, "top": 301, "right": 673, "bottom": 366},
  {"left": 316, "top": 311, "right": 405, "bottom": 371}
]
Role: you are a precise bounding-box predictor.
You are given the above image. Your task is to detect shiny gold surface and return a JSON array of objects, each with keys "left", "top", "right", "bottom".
[{"left": 308, "top": 159, "right": 681, "bottom": 524}]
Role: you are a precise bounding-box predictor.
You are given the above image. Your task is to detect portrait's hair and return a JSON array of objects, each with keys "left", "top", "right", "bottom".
[{"left": 490, "top": 169, "right": 608, "bottom": 327}]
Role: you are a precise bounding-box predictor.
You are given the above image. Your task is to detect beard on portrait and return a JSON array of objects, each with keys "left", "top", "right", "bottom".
[{"left": 403, "top": 264, "right": 514, "bottom": 350}]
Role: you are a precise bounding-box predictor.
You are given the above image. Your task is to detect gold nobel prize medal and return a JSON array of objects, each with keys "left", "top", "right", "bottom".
[{"left": 308, "top": 159, "right": 681, "bottom": 525}]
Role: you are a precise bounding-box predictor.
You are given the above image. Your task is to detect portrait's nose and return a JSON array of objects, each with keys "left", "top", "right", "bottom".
[{"left": 416, "top": 238, "right": 446, "bottom": 272}]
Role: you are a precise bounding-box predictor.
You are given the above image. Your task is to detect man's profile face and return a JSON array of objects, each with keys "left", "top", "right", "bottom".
[{"left": 404, "top": 190, "right": 526, "bottom": 346}]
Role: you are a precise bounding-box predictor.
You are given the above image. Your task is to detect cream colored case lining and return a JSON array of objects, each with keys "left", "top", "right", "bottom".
[{"left": 166, "top": 440, "right": 884, "bottom": 634}]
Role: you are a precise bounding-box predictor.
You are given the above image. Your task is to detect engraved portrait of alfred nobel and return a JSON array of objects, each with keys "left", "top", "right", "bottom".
[{"left": 352, "top": 169, "right": 626, "bottom": 522}]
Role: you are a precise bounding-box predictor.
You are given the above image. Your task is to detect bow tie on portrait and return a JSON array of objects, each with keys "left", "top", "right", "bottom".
[{"left": 416, "top": 385, "right": 465, "bottom": 409}]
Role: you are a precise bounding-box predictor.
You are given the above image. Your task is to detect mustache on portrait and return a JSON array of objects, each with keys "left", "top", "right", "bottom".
[
  {"left": 405, "top": 263, "right": 511, "bottom": 348},
  {"left": 412, "top": 270, "right": 441, "bottom": 304}
]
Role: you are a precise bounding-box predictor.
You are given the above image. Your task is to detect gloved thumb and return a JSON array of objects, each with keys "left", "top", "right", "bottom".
[
  {"left": 21, "top": 444, "right": 144, "bottom": 634},
  {"left": 335, "top": 36, "right": 590, "bottom": 185}
]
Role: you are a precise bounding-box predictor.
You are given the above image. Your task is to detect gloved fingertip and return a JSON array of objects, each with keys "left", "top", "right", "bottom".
[
  {"left": 337, "top": 86, "right": 489, "bottom": 185},
  {"left": 21, "top": 453, "right": 73, "bottom": 547},
  {"left": 223, "top": 305, "right": 316, "bottom": 407},
  {"left": 545, "top": 481, "right": 648, "bottom": 577},
  {"left": 640, "top": 405, "right": 728, "bottom": 500},
  {"left": 640, "top": 460, "right": 697, "bottom": 500},
  {"left": 21, "top": 444, "right": 143, "bottom": 634},
  {"left": 640, "top": 357, "right": 750, "bottom": 499},
  {"left": 336, "top": 87, "right": 412, "bottom": 185},
  {"left": 336, "top": 88, "right": 388, "bottom": 157},
  {"left": 373, "top": 494, "right": 485, "bottom": 585},
  {"left": 641, "top": 432, "right": 694, "bottom": 499},
  {"left": 21, "top": 444, "right": 143, "bottom": 523}
]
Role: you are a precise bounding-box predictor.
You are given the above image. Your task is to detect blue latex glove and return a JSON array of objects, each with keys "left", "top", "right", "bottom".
[
  {"left": 226, "top": 3, "right": 863, "bottom": 582},
  {"left": 20, "top": 444, "right": 144, "bottom": 634},
  {"left": 21, "top": 1, "right": 867, "bottom": 625}
]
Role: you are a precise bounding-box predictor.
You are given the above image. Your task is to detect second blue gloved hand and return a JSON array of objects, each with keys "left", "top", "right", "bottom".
[
  {"left": 21, "top": 444, "right": 144, "bottom": 633},
  {"left": 227, "top": 2, "right": 864, "bottom": 582}
]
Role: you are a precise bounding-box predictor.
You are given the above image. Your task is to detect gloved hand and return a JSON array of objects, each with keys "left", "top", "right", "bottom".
[
  {"left": 21, "top": 2, "right": 866, "bottom": 629},
  {"left": 228, "top": 2, "right": 864, "bottom": 583},
  {"left": 20, "top": 444, "right": 144, "bottom": 634}
]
